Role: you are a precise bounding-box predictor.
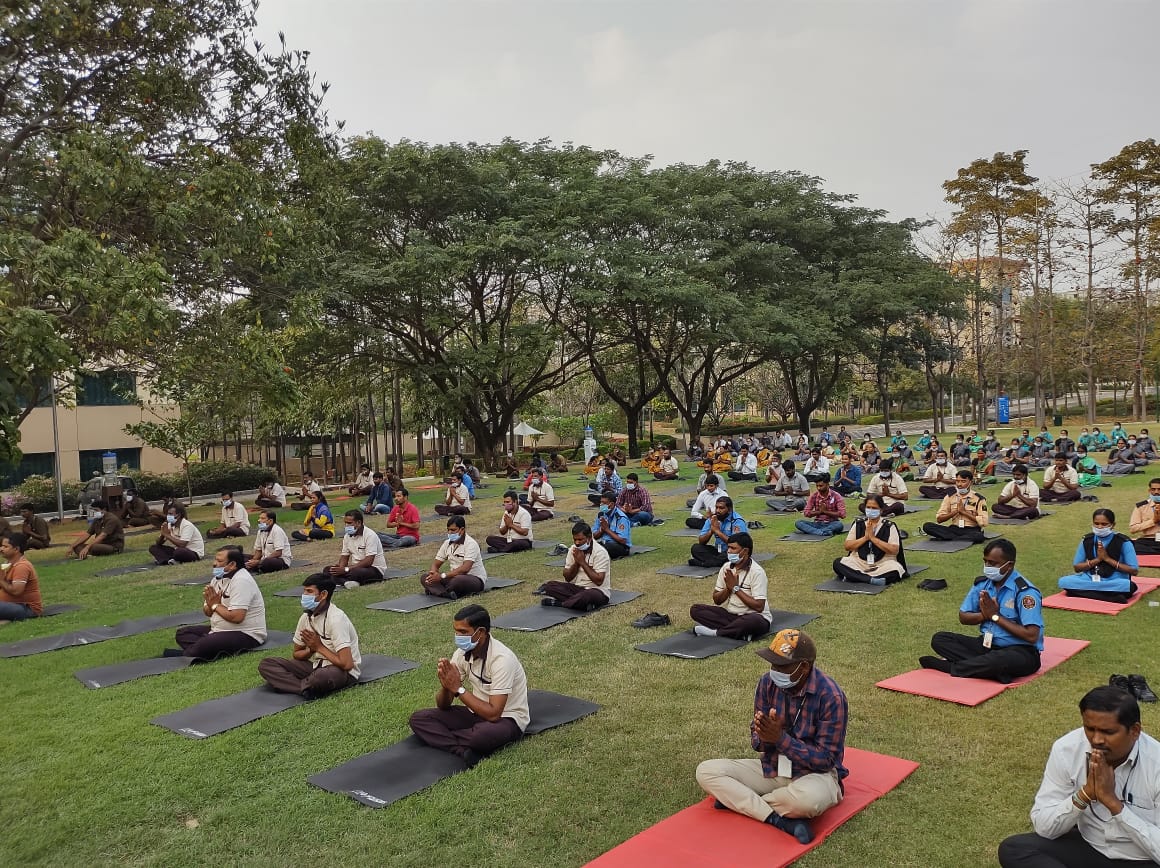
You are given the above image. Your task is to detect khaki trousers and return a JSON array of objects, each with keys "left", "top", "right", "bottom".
[{"left": 696, "top": 758, "right": 842, "bottom": 821}]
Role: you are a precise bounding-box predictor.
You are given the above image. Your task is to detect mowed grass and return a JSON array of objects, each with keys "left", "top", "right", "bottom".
[{"left": 5, "top": 436, "right": 1160, "bottom": 867}]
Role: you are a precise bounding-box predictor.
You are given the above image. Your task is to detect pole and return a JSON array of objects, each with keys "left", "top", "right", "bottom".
[{"left": 50, "top": 375, "right": 64, "bottom": 522}]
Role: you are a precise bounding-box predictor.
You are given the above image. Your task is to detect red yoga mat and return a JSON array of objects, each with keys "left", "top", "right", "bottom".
[
  {"left": 584, "top": 748, "right": 919, "bottom": 868},
  {"left": 875, "top": 636, "right": 1090, "bottom": 706},
  {"left": 1042, "top": 577, "right": 1160, "bottom": 615},
  {"left": 1137, "top": 555, "right": 1160, "bottom": 568}
]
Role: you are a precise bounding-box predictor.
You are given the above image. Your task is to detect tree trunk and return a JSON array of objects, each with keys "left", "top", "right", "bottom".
[{"left": 625, "top": 407, "right": 641, "bottom": 459}]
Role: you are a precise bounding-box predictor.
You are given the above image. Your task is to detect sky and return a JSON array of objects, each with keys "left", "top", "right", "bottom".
[{"left": 255, "top": 0, "right": 1160, "bottom": 222}]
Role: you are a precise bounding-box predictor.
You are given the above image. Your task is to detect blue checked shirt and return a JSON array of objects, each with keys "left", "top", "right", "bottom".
[{"left": 751, "top": 665, "right": 849, "bottom": 781}]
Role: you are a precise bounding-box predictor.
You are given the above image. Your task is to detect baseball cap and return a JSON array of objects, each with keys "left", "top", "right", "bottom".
[{"left": 756, "top": 629, "right": 817, "bottom": 666}]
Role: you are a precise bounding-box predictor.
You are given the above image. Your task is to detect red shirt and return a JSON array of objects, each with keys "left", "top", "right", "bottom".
[{"left": 388, "top": 502, "right": 422, "bottom": 541}]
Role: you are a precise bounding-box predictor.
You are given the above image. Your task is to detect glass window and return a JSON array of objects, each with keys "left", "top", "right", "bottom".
[
  {"left": 0, "top": 452, "right": 55, "bottom": 489},
  {"left": 78, "top": 448, "right": 141, "bottom": 481},
  {"left": 76, "top": 371, "right": 136, "bottom": 406}
]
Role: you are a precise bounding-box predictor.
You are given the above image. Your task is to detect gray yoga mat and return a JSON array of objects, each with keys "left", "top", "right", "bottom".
[
  {"left": 542, "top": 545, "right": 658, "bottom": 567},
  {"left": 990, "top": 512, "right": 1052, "bottom": 526},
  {"left": 655, "top": 552, "right": 775, "bottom": 578},
  {"left": 307, "top": 690, "right": 600, "bottom": 807},
  {"left": 635, "top": 611, "right": 818, "bottom": 658},
  {"left": 778, "top": 532, "right": 837, "bottom": 543},
  {"left": 902, "top": 505, "right": 930, "bottom": 513},
  {"left": 667, "top": 528, "right": 704, "bottom": 538},
  {"left": 94, "top": 563, "right": 160, "bottom": 578},
  {"left": 41, "top": 604, "right": 82, "bottom": 617},
  {"left": 0, "top": 610, "right": 207, "bottom": 658},
  {"left": 365, "top": 578, "right": 523, "bottom": 613},
  {"left": 271, "top": 567, "right": 419, "bottom": 596},
  {"left": 814, "top": 578, "right": 888, "bottom": 595},
  {"left": 73, "top": 631, "right": 295, "bottom": 688},
  {"left": 492, "top": 590, "right": 642, "bottom": 631},
  {"left": 906, "top": 538, "right": 982, "bottom": 553},
  {"left": 150, "top": 654, "right": 420, "bottom": 738}
]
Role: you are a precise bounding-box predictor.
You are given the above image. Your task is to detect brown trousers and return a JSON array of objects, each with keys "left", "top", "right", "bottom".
[{"left": 256, "top": 657, "right": 355, "bottom": 697}]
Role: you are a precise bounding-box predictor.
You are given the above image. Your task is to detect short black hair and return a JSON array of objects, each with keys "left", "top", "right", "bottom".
[
  {"left": 396, "top": 487, "right": 409, "bottom": 497},
  {"left": 1092, "top": 508, "right": 1116, "bottom": 524},
  {"left": 19, "top": 503, "right": 34, "bottom": 513},
  {"left": 600, "top": 490, "right": 617, "bottom": 504},
  {"left": 983, "top": 538, "right": 1016, "bottom": 563},
  {"left": 781, "top": 460, "right": 794, "bottom": 472},
  {"left": 717, "top": 495, "right": 733, "bottom": 511},
  {"left": 956, "top": 469, "right": 973, "bottom": 482},
  {"left": 572, "top": 521, "right": 592, "bottom": 537},
  {"left": 303, "top": 573, "right": 337, "bottom": 597},
  {"left": 879, "top": 458, "right": 893, "bottom": 472},
  {"left": 627, "top": 472, "right": 639, "bottom": 481},
  {"left": 816, "top": 472, "right": 831, "bottom": 484},
  {"left": 221, "top": 491, "right": 234, "bottom": 498},
  {"left": 344, "top": 509, "right": 363, "bottom": 523},
  {"left": 705, "top": 474, "right": 719, "bottom": 486},
  {"left": 373, "top": 471, "right": 384, "bottom": 479},
  {"left": 454, "top": 603, "right": 491, "bottom": 631},
  {"left": 261, "top": 510, "right": 278, "bottom": 524},
  {"left": 503, "top": 489, "right": 519, "bottom": 502},
  {"left": 92, "top": 498, "right": 109, "bottom": 510},
  {"left": 1080, "top": 685, "right": 1140, "bottom": 728},
  {"left": 4, "top": 532, "right": 28, "bottom": 552},
  {"left": 219, "top": 547, "right": 246, "bottom": 570},
  {"left": 446, "top": 515, "right": 467, "bottom": 530},
  {"left": 727, "top": 531, "right": 753, "bottom": 553},
  {"left": 168, "top": 503, "right": 187, "bottom": 520}
]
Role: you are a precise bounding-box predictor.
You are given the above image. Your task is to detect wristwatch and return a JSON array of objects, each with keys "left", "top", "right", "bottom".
[
  {"left": 441, "top": 572, "right": 448, "bottom": 580},
  {"left": 732, "top": 585, "right": 741, "bottom": 594},
  {"left": 456, "top": 686, "right": 466, "bottom": 696},
  {"left": 991, "top": 614, "right": 1000, "bottom": 623}
]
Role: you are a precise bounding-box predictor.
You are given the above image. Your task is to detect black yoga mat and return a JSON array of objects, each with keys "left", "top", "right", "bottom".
[
  {"left": 778, "top": 532, "right": 837, "bottom": 543},
  {"left": 41, "top": 604, "right": 82, "bottom": 617},
  {"left": 666, "top": 528, "right": 704, "bottom": 538},
  {"left": 492, "top": 590, "right": 642, "bottom": 631},
  {"left": 814, "top": 578, "right": 888, "bottom": 595},
  {"left": 271, "top": 567, "right": 419, "bottom": 596},
  {"left": 655, "top": 552, "right": 775, "bottom": 578},
  {"left": 0, "top": 611, "right": 207, "bottom": 658},
  {"left": 94, "top": 563, "right": 160, "bottom": 578},
  {"left": 150, "top": 654, "right": 420, "bottom": 738},
  {"left": 73, "top": 631, "right": 295, "bottom": 688},
  {"left": 906, "top": 538, "right": 979, "bottom": 553},
  {"left": 307, "top": 690, "right": 600, "bottom": 807},
  {"left": 990, "top": 512, "right": 1052, "bottom": 525},
  {"left": 542, "top": 545, "right": 659, "bottom": 568},
  {"left": 366, "top": 578, "right": 523, "bottom": 613},
  {"left": 635, "top": 611, "right": 818, "bottom": 658}
]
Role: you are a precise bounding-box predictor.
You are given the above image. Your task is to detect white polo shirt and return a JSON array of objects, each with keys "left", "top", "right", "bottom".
[
  {"left": 255, "top": 524, "right": 293, "bottom": 566},
  {"left": 451, "top": 634, "right": 530, "bottom": 730},
  {"left": 563, "top": 540, "right": 612, "bottom": 599},
  {"left": 175, "top": 519, "right": 205, "bottom": 558},
  {"left": 714, "top": 560, "right": 772, "bottom": 623},
  {"left": 498, "top": 506, "right": 533, "bottom": 542},
  {"left": 435, "top": 534, "right": 488, "bottom": 580},
  {"left": 294, "top": 602, "right": 361, "bottom": 680},
  {"left": 341, "top": 528, "right": 387, "bottom": 577},
  {"left": 220, "top": 502, "right": 251, "bottom": 534},
  {"left": 210, "top": 568, "right": 267, "bottom": 642}
]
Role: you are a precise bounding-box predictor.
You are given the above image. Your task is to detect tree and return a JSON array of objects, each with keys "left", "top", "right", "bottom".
[
  {"left": 1091, "top": 139, "right": 1160, "bottom": 420},
  {"left": 123, "top": 415, "right": 212, "bottom": 504}
]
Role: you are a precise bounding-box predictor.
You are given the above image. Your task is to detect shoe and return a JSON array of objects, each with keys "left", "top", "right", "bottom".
[
  {"left": 688, "top": 558, "right": 699, "bottom": 567},
  {"left": 343, "top": 580, "right": 360, "bottom": 591},
  {"left": 650, "top": 518, "right": 666, "bottom": 527},
  {"left": 1129, "top": 674, "right": 1158, "bottom": 703},
  {"left": 463, "top": 748, "right": 483, "bottom": 769},
  {"left": 764, "top": 812, "right": 813, "bottom": 844},
  {"left": 301, "top": 688, "right": 318, "bottom": 701},
  {"left": 632, "top": 612, "right": 671, "bottom": 628},
  {"left": 541, "top": 598, "right": 557, "bottom": 607},
  {"left": 919, "top": 656, "right": 953, "bottom": 674},
  {"left": 567, "top": 514, "right": 582, "bottom": 523},
  {"left": 446, "top": 591, "right": 457, "bottom": 600},
  {"left": 897, "top": 530, "right": 909, "bottom": 540},
  {"left": 1110, "top": 673, "right": 1132, "bottom": 693},
  {"left": 167, "top": 559, "right": 177, "bottom": 565},
  {"left": 747, "top": 520, "right": 766, "bottom": 530},
  {"left": 550, "top": 543, "right": 568, "bottom": 556},
  {"left": 713, "top": 799, "right": 729, "bottom": 810},
  {"left": 161, "top": 648, "right": 185, "bottom": 658}
]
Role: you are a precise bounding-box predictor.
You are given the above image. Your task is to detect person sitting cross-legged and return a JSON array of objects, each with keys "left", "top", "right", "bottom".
[
  {"left": 348, "top": 463, "right": 374, "bottom": 497},
  {"left": 326, "top": 510, "right": 388, "bottom": 589},
  {"left": 290, "top": 490, "right": 334, "bottom": 542},
  {"left": 689, "top": 531, "right": 773, "bottom": 640},
  {"left": 205, "top": 491, "right": 251, "bottom": 540},
  {"left": 245, "top": 510, "right": 293, "bottom": 573},
  {"left": 289, "top": 472, "right": 322, "bottom": 510},
  {"left": 653, "top": 447, "right": 679, "bottom": 481},
  {"left": 67, "top": 498, "right": 125, "bottom": 560},
  {"left": 169, "top": 547, "right": 267, "bottom": 660},
  {"left": 521, "top": 468, "right": 556, "bottom": 522},
  {"left": 435, "top": 471, "right": 472, "bottom": 516},
  {"left": 753, "top": 456, "right": 784, "bottom": 496},
  {"left": 690, "top": 496, "right": 748, "bottom": 569},
  {"left": 255, "top": 476, "right": 287, "bottom": 509},
  {"left": 728, "top": 446, "right": 759, "bottom": 482},
  {"left": 257, "top": 575, "right": 361, "bottom": 698},
  {"left": 408, "top": 604, "right": 530, "bottom": 769},
  {"left": 539, "top": 521, "right": 611, "bottom": 611},
  {"left": 617, "top": 473, "right": 654, "bottom": 527},
  {"left": 767, "top": 460, "right": 809, "bottom": 512},
  {"left": 148, "top": 503, "right": 202, "bottom": 565},
  {"left": 801, "top": 449, "right": 830, "bottom": 484},
  {"left": 687, "top": 475, "right": 726, "bottom": 528},
  {"left": 0, "top": 533, "right": 43, "bottom": 622},
  {"left": 1040, "top": 452, "right": 1082, "bottom": 504},
  {"left": 991, "top": 463, "right": 1041, "bottom": 520},
  {"left": 1103, "top": 438, "right": 1139, "bottom": 476},
  {"left": 860, "top": 458, "right": 908, "bottom": 517},
  {"left": 921, "top": 469, "right": 989, "bottom": 544},
  {"left": 832, "top": 494, "right": 907, "bottom": 586},
  {"left": 794, "top": 474, "right": 846, "bottom": 537},
  {"left": 361, "top": 472, "right": 393, "bottom": 516},
  {"left": 593, "top": 490, "right": 632, "bottom": 559},
  {"left": 1057, "top": 509, "right": 1139, "bottom": 604},
  {"left": 830, "top": 453, "right": 862, "bottom": 497},
  {"left": 114, "top": 492, "right": 152, "bottom": 528},
  {"left": 484, "top": 491, "right": 533, "bottom": 554},
  {"left": 422, "top": 517, "right": 487, "bottom": 599},
  {"left": 18, "top": 504, "right": 51, "bottom": 549},
  {"left": 918, "top": 450, "right": 958, "bottom": 500},
  {"left": 1074, "top": 447, "right": 1102, "bottom": 488},
  {"left": 1128, "top": 478, "right": 1160, "bottom": 555},
  {"left": 587, "top": 460, "right": 623, "bottom": 506},
  {"left": 378, "top": 488, "right": 421, "bottom": 549}
]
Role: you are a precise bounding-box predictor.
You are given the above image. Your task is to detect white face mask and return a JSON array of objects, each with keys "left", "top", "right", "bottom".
[
  {"left": 956, "top": 487, "right": 970, "bottom": 496},
  {"left": 625, "top": 483, "right": 636, "bottom": 491},
  {"left": 769, "top": 662, "right": 804, "bottom": 689}
]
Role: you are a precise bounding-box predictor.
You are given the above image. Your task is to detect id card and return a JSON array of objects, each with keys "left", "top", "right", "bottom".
[
  {"left": 958, "top": 517, "right": 965, "bottom": 529},
  {"left": 867, "top": 552, "right": 876, "bottom": 565},
  {"left": 982, "top": 630, "right": 993, "bottom": 649},
  {"left": 778, "top": 754, "right": 792, "bottom": 779}
]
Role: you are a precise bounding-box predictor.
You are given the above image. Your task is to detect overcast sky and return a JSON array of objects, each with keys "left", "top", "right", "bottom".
[{"left": 255, "top": 0, "right": 1159, "bottom": 222}]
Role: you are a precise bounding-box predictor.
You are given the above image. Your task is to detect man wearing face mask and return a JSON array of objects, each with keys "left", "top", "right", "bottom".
[
  {"left": 919, "top": 450, "right": 958, "bottom": 500},
  {"left": 921, "top": 469, "right": 990, "bottom": 544},
  {"left": 1058, "top": 508, "right": 1139, "bottom": 604},
  {"left": 522, "top": 469, "right": 556, "bottom": 521},
  {"left": 860, "top": 458, "right": 909, "bottom": 517},
  {"left": 593, "top": 490, "right": 632, "bottom": 560},
  {"left": 435, "top": 470, "right": 472, "bottom": 516},
  {"left": 992, "top": 464, "right": 1041, "bottom": 520},
  {"left": 409, "top": 604, "right": 530, "bottom": 768},
  {"left": 998, "top": 685, "right": 1160, "bottom": 866},
  {"left": 257, "top": 574, "right": 361, "bottom": 698},
  {"left": 754, "top": 456, "right": 785, "bottom": 496},
  {"left": 768, "top": 460, "right": 810, "bottom": 512},
  {"left": 689, "top": 532, "right": 772, "bottom": 639},
  {"left": 539, "top": 521, "right": 611, "bottom": 611},
  {"left": 696, "top": 629, "right": 847, "bottom": 844},
  {"left": 690, "top": 496, "right": 748, "bottom": 568},
  {"left": 113, "top": 491, "right": 151, "bottom": 528},
  {"left": 246, "top": 510, "right": 292, "bottom": 573},
  {"left": 66, "top": 498, "right": 125, "bottom": 560},
  {"left": 206, "top": 491, "right": 251, "bottom": 539},
  {"left": 326, "top": 510, "right": 388, "bottom": 589},
  {"left": 920, "top": 538, "right": 1044, "bottom": 683},
  {"left": 422, "top": 516, "right": 487, "bottom": 599},
  {"left": 167, "top": 547, "right": 267, "bottom": 660},
  {"left": 617, "top": 473, "right": 654, "bottom": 527},
  {"left": 729, "top": 446, "right": 760, "bottom": 482},
  {"left": 1040, "top": 453, "right": 1082, "bottom": 504},
  {"left": 1128, "top": 479, "right": 1160, "bottom": 555},
  {"left": 794, "top": 474, "right": 846, "bottom": 537},
  {"left": 484, "top": 491, "right": 533, "bottom": 553},
  {"left": 148, "top": 504, "right": 204, "bottom": 565},
  {"left": 829, "top": 452, "right": 861, "bottom": 497}
]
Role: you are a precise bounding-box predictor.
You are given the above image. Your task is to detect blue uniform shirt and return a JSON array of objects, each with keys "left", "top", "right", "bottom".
[
  {"left": 700, "top": 512, "right": 748, "bottom": 553},
  {"left": 1058, "top": 535, "right": 1138, "bottom": 594},
  {"left": 596, "top": 506, "right": 632, "bottom": 547},
  {"left": 960, "top": 569, "right": 1045, "bottom": 652}
]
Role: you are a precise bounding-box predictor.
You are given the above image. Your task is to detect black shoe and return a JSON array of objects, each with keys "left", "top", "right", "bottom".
[
  {"left": 550, "top": 543, "right": 568, "bottom": 556},
  {"left": 632, "top": 612, "right": 671, "bottom": 628},
  {"left": 1110, "top": 673, "right": 1132, "bottom": 693},
  {"left": 532, "top": 583, "right": 548, "bottom": 595},
  {"left": 650, "top": 518, "right": 666, "bottom": 527},
  {"left": 161, "top": 648, "right": 185, "bottom": 658},
  {"left": 463, "top": 748, "right": 483, "bottom": 769},
  {"left": 301, "top": 688, "right": 318, "bottom": 701},
  {"left": 446, "top": 591, "right": 457, "bottom": 601},
  {"left": 1130, "top": 674, "right": 1158, "bottom": 703},
  {"left": 898, "top": 530, "right": 909, "bottom": 540},
  {"left": 713, "top": 799, "right": 729, "bottom": 810},
  {"left": 688, "top": 558, "right": 699, "bottom": 567},
  {"left": 765, "top": 812, "right": 813, "bottom": 844},
  {"left": 540, "top": 598, "right": 557, "bottom": 607}
]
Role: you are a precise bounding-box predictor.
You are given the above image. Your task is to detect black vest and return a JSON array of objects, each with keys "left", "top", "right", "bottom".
[{"left": 1081, "top": 532, "right": 1128, "bottom": 578}]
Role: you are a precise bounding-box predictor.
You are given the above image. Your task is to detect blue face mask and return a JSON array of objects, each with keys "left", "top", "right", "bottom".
[
  {"left": 166, "top": 515, "right": 177, "bottom": 525},
  {"left": 726, "top": 552, "right": 741, "bottom": 564},
  {"left": 1151, "top": 494, "right": 1160, "bottom": 504},
  {"left": 344, "top": 525, "right": 357, "bottom": 536},
  {"left": 982, "top": 564, "right": 1004, "bottom": 582},
  {"left": 90, "top": 511, "right": 104, "bottom": 521},
  {"left": 598, "top": 505, "right": 609, "bottom": 514},
  {"left": 865, "top": 508, "right": 881, "bottom": 519},
  {"left": 577, "top": 542, "right": 591, "bottom": 551},
  {"left": 447, "top": 533, "right": 460, "bottom": 543},
  {"left": 454, "top": 632, "right": 478, "bottom": 653},
  {"left": 257, "top": 522, "right": 269, "bottom": 532},
  {"left": 769, "top": 663, "right": 803, "bottom": 689},
  {"left": 212, "top": 566, "right": 226, "bottom": 579},
  {"left": 300, "top": 593, "right": 319, "bottom": 612}
]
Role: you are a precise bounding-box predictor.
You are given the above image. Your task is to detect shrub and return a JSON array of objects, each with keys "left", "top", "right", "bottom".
[
  {"left": 185, "top": 461, "right": 271, "bottom": 495},
  {"left": 14, "top": 475, "right": 83, "bottom": 512}
]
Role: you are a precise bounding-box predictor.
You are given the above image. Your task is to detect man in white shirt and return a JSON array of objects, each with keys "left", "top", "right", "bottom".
[
  {"left": 326, "top": 510, "right": 388, "bottom": 589},
  {"left": 434, "top": 470, "right": 472, "bottom": 516},
  {"left": 728, "top": 446, "right": 759, "bottom": 482},
  {"left": 409, "top": 604, "right": 530, "bottom": 768},
  {"left": 348, "top": 463, "right": 374, "bottom": 496},
  {"left": 802, "top": 449, "right": 831, "bottom": 483},
  {"left": 686, "top": 475, "right": 727, "bottom": 528},
  {"left": 918, "top": 450, "right": 958, "bottom": 500},
  {"left": 290, "top": 472, "right": 323, "bottom": 510},
  {"left": 861, "top": 458, "right": 909, "bottom": 517},
  {"left": 255, "top": 476, "right": 287, "bottom": 509},
  {"left": 654, "top": 448, "right": 680, "bottom": 481},
  {"left": 689, "top": 531, "right": 772, "bottom": 640},
  {"left": 258, "top": 575, "right": 361, "bottom": 698},
  {"left": 539, "top": 521, "right": 611, "bottom": 611},
  {"left": 993, "top": 464, "right": 1041, "bottom": 520},
  {"left": 169, "top": 547, "right": 267, "bottom": 660},
  {"left": 999, "top": 685, "right": 1160, "bottom": 866},
  {"left": 484, "top": 491, "right": 533, "bottom": 553},
  {"left": 148, "top": 504, "right": 205, "bottom": 564},
  {"left": 768, "top": 460, "right": 810, "bottom": 511},
  {"left": 522, "top": 468, "right": 556, "bottom": 521},
  {"left": 422, "top": 516, "right": 488, "bottom": 599},
  {"left": 246, "top": 510, "right": 293, "bottom": 573},
  {"left": 206, "top": 490, "right": 251, "bottom": 539},
  {"left": 1041, "top": 452, "right": 1082, "bottom": 504}
]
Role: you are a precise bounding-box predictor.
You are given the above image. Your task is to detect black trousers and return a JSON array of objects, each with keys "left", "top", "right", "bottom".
[
  {"left": 921, "top": 522, "right": 985, "bottom": 543},
  {"left": 998, "top": 829, "right": 1156, "bottom": 867},
  {"left": 930, "top": 632, "right": 1041, "bottom": 683},
  {"left": 598, "top": 538, "right": 631, "bottom": 559},
  {"left": 689, "top": 543, "right": 727, "bottom": 568}
]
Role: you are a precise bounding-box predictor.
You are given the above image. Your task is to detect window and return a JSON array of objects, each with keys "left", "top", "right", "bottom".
[
  {"left": 79, "top": 448, "right": 141, "bottom": 480},
  {"left": 15, "top": 375, "right": 53, "bottom": 410},
  {"left": 76, "top": 371, "right": 136, "bottom": 406},
  {"left": 0, "top": 452, "right": 55, "bottom": 489}
]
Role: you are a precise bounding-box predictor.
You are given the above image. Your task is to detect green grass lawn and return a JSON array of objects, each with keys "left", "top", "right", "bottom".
[{"left": 6, "top": 441, "right": 1160, "bottom": 867}]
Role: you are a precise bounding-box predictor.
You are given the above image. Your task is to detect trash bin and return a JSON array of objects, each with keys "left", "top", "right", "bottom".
[{"left": 1052, "top": 413, "right": 1063, "bottom": 427}]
